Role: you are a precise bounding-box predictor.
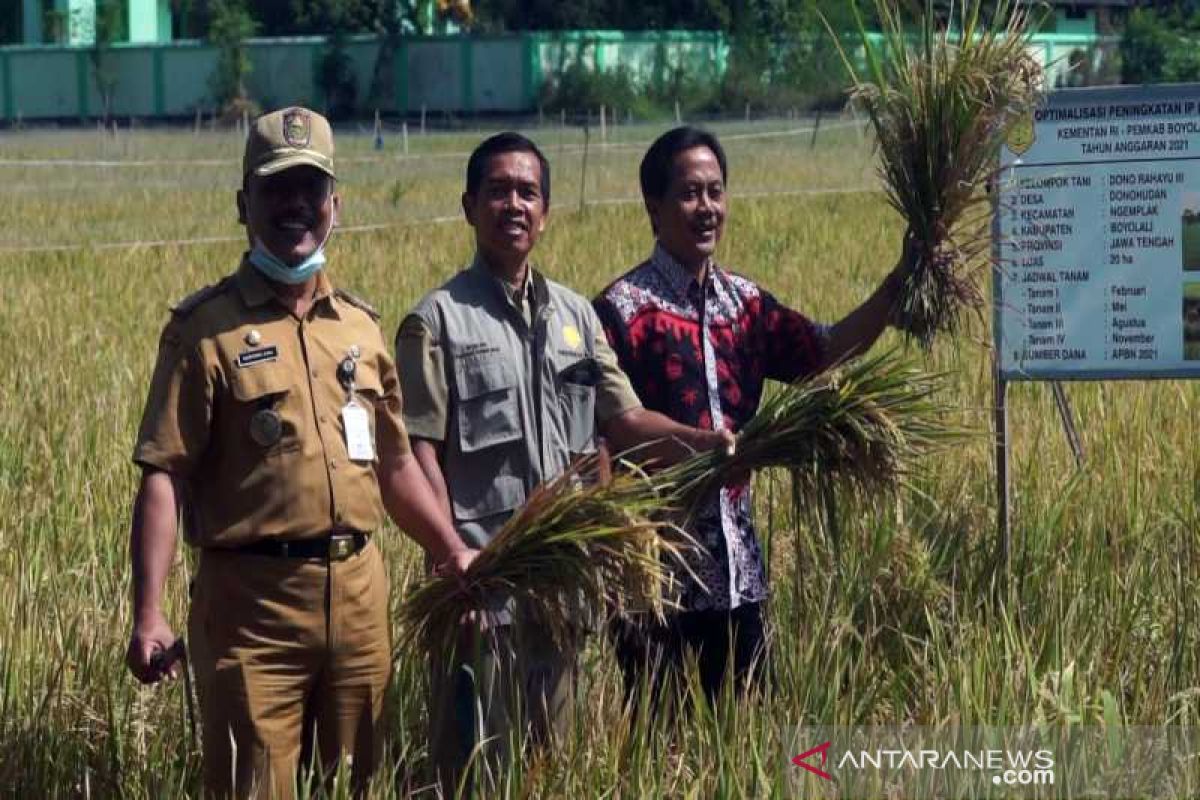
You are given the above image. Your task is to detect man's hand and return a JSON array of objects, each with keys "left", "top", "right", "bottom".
[
  {"left": 126, "top": 610, "right": 180, "bottom": 684},
  {"left": 435, "top": 547, "right": 479, "bottom": 580},
  {"left": 128, "top": 469, "right": 181, "bottom": 685},
  {"left": 701, "top": 428, "right": 737, "bottom": 457},
  {"left": 705, "top": 428, "right": 749, "bottom": 486},
  {"left": 604, "top": 408, "right": 737, "bottom": 468}
]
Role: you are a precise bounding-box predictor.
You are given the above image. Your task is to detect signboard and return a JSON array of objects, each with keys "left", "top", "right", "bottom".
[{"left": 996, "top": 84, "right": 1200, "bottom": 380}]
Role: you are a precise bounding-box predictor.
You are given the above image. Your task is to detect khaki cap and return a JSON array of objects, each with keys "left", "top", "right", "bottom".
[{"left": 243, "top": 106, "right": 336, "bottom": 179}]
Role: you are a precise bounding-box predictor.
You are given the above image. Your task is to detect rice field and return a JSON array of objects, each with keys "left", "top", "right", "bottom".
[{"left": 3, "top": 117, "right": 1200, "bottom": 798}]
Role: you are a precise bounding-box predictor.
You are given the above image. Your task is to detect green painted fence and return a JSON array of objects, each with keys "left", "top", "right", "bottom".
[{"left": 0, "top": 30, "right": 1109, "bottom": 121}]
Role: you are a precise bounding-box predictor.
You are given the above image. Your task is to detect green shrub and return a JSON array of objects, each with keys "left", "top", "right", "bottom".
[
  {"left": 1120, "top": 7, "right": 1200, "bottom": 85},
  {"left": 316, "top": 32, "right": 358, "bottom": 120}
]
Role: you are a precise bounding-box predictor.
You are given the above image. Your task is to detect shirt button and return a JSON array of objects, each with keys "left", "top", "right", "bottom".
[
  {"left": 319, "top": 415, "right": 326, "bottom": 424},
  {"left": 311, "top": 369, "right": 319, "bottom": 378},
  {"left": 330, "top": 460, "right": 337, "bottom": 470}
]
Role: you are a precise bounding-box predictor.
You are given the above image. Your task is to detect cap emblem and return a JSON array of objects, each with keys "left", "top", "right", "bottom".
[{"left": 282, "top": 110, "right": 311, "bottom": 148}]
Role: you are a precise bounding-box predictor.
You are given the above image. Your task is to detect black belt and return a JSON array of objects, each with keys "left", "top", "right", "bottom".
[{"left": 234, "top": 531, "right": 369, "bottom": 561}]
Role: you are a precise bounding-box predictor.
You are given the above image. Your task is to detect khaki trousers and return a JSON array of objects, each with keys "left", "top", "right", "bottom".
[
  {"left": 188, "top": 540, "right": 391, "bottom": 800},
  {"left": 428, "top": 622, "right": 574, "bottom": 798}
]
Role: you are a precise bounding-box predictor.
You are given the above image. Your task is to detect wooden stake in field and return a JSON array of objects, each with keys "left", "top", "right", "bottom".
[
  {"left": 579, "top": 123, "right": 590, "bottom": 213},
  {"left": 402, "top": 122, "right": 409, "bottom": 155},
  {"left": 599, "top": 104, "right": 606, "bottom": 144},
  {"left": 373, "top": 109, "right": 383, "bottom": 151},
  {"left": 420, "top": 104, "right": 427, "bottom": 135},
  {"left": 827, "top": 0, "right": 1043, "bottom": 349}
]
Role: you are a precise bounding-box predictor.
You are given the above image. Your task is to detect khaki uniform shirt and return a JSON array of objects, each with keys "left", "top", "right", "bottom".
[
  {"left": 133, "top": 260, "right": 410, "bottom": 548},
  {"left": 396, "top": 255, "right": 640, "bottom": 548}
]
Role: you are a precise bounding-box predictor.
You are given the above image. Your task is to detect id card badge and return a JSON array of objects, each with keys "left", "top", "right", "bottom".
[{"left": 341, "top": 400, "right": 375, "bottom": 462}]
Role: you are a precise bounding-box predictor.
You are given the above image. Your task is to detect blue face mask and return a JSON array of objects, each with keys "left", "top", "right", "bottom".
[{"left": 248, "top": 236, "right": 328, "bottom": 285}]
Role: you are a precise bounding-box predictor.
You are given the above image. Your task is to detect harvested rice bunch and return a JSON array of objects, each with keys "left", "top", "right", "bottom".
[
  {"left": 654, "top": 351, "right": 955, "bottom": 514},
  {"left": 399, "top": 456, "right": 685, "bottom": 655},
  {"left": 833, "top": 0, "right": 1043, "bottom": 348}
]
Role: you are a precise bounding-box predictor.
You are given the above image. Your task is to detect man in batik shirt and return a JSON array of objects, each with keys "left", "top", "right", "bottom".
[{"left": 593, "top": 126, "right": 906, "bottom": 703}]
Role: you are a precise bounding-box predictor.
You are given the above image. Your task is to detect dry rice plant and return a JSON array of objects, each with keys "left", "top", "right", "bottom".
[
  {"left": 829, "top": 0, "right": 1044, "bottom": 348},
  {"left": 654, "top": 350, "right": 957, "bottom": 516},
  {"left": 399, "top": 455, "right": 686, "bottom": 657}
]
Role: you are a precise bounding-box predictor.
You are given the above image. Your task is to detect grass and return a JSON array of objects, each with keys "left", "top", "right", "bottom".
[{"left": 3, "top": 117, "right": 1200, "bottom": 797}]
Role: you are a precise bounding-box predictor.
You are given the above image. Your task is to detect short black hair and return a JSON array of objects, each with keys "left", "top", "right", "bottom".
[
  {"left": 639, "top": 126, "right": 728, "bottom": 201},
  {"left": 465, "top": 132, "right": 551, "bottom": 209}
]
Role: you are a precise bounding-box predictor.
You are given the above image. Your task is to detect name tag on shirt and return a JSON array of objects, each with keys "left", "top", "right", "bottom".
[
  {"left": 342, "top": 401, "right": 375, "bottom": 461},
  {"left": 237, "top": 346, "right": 279, "bottom": 368}
]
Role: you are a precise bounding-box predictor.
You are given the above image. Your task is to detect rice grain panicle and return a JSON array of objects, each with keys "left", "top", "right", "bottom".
[
  {"left": 653, "top": 350, "right": 958, "bottom": 516},
  {"left": 829, "top": 0, "right": 1045, "bottom": 348},
  {"left": 399, "top": 452, "right": 687, "bottom": 657}
]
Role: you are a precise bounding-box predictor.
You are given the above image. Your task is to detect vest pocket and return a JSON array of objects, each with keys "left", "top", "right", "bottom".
[
  {"left": 454, "top": 357, "right": 523, "bottom": 453},
  {"left": 451, "top": 473, "right": 527, "bottom": 522},
  {"left": 560, "top": 381, "right": 596, "bottom": 455}
]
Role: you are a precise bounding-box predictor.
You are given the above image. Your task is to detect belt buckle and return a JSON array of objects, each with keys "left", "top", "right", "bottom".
[{"left": 328, "top": 534, "right": 354, "bottom": 561}]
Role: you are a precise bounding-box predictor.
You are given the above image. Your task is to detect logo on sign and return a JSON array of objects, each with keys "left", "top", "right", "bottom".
[{"left": 1006, "top": 112, "right": 1035, "bottom": 155}]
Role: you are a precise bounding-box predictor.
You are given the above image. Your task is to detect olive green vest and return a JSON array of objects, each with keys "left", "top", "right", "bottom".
[{"left": 408, "top": 259, "right": 601, "bottom": 547}]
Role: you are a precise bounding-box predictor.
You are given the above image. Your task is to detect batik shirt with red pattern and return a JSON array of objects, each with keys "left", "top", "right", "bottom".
[{"left": 594, "top": 244, "right": 829, "bottom": 611}]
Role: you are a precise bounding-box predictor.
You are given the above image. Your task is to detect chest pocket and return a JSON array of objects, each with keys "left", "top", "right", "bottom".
[
  {"left": 555, "top": 357, "right": 597, "bottom": 455},
  {"left": 454, "top": 357, "right": 523, "bottom": 452},
  {"left": 229, "top": 364, "right": 298, "bottom": 454},
  {"left": 346, "top": 363, "right": 384, "bottom": 458}
]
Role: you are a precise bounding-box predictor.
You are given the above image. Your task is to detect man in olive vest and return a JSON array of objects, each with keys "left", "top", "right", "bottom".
[{"left": 396, "top": 132, "right": 731, "bottom": 790}]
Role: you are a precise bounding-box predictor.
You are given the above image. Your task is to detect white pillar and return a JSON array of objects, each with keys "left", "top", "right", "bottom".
[{"left": 127, "top": 0, "right": 171, "bottom": 43}]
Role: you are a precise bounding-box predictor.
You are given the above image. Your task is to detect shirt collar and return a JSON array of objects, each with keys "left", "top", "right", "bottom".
[
  {"left": 236, "top": 256, "right": 337, "bottom": 315},
  {"left": 470, "top": 251, "right": 545, "bottom": 312},
  {"left": 650, "top": 241, "right": 715, "bottom": 300}
]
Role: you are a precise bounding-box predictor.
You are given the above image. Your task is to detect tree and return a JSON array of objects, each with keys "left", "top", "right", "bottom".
[
  {"left": 1120, "top": 6, "right": 1200, "bottom": 84},
  {"left": 208, "top": 0, "right": 258, "bottom": 118},
  {"left": 297, "top": 2, "right": 364, "bottom": 118},
  {"left": 87, "top": 1, "right": 125, "bottom": 124},
  {"left": 472, "top": 0, "right": 728, "bottom": 32},
  {"left": 717, "top": 0, "right": 861, "bottom": 113}
]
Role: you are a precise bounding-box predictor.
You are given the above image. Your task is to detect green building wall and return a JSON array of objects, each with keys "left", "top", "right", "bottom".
[{"left": 0, "top": 29, "right": 1111, "bottom": 122}]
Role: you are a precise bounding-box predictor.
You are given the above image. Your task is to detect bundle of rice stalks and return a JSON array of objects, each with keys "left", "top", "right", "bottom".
[
  {"left": 653, "top": 351, "right": 956, "bottom": 515},
  {"left": 829, "top": 0, "right": 1043, "bottom": 348},
  {"left": 399, "top": 456, "right": 686, "bottom": 656}
]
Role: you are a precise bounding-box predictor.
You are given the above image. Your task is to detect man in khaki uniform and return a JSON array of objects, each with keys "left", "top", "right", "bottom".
[
  {"left": 125, "top": 107, "right": 475, "bottom": 799},
  {"left": 396, "top": 132, "right": 732, "bottom": 792}
]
